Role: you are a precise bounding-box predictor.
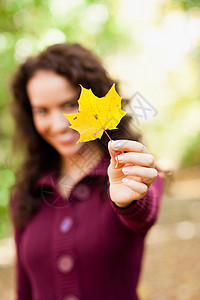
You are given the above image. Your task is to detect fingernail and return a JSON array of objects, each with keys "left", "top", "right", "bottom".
[
  {"left": 117, "top": 154, "right": 124, "bottom": 161},
  {"left": 112, "top": 140, "right": 122, "bottom": 148},
  {"left": 122, "top": 178, "right": 129, "bottom": 184},
  {"left": 122, "top": 167, "right": 130, "bottom": 174}
]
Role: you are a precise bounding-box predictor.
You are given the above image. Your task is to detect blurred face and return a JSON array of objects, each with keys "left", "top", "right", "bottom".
[{"left": 27, "top": 70, "right": 84, "bottom": 157}]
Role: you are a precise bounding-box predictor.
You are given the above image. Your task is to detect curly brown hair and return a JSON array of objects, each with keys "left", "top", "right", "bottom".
[{"left": 9, "top": 43, "right": 142, "bottom": 229}]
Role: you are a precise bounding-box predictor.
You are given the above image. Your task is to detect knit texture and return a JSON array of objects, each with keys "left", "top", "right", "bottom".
[{"left": 11, "top": 154, "right": 164, "bottom": 300}]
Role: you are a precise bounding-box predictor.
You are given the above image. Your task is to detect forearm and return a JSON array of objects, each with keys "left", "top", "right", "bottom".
[{"left": 108, "top": 174, "right": 164, "bottom": 233}]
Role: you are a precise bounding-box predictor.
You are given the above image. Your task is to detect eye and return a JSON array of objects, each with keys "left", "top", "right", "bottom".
[
  {"left": 33, "top": 108, "right": 48, "bottom": 114},
  {"left": 63, "top": 102, "right": 78, "bottom": 110}
]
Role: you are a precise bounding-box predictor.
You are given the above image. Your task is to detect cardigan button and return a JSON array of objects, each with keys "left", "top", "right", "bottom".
[
  {"left": 62, "top": 296, "right": 79, "bottom": 300},
  {"left": 57, "top": 255, "right": 74, "bottom": 273},
  {"left": 75, "top": 183, "right": 91, "bottom": 201},
  {"left": 60, "top": 217, "right": 73, "bottom": 233}
]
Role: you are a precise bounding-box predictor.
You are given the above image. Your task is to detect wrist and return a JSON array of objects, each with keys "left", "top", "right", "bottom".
[{"left": 114, "top": 200, "right": 137, "bottom": 209}]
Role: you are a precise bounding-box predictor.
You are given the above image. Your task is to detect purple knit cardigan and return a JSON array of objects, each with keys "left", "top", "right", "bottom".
[{"left": 11, "top": 154, "right": 164, "bottom": 300}]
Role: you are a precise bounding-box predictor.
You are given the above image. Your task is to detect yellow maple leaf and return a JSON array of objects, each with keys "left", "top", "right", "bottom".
[{"left": 63, "top": 83, "right": 127, "bottom": 143}]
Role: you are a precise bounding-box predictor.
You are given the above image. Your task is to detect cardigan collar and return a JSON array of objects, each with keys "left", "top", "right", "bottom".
[{"left": 35, "top": 153, "right": 110, "bottom": 190}]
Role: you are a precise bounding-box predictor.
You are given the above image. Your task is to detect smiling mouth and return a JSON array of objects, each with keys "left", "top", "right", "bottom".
[{"left": 53, "top": 131, "right": 79, "bottom": 144}]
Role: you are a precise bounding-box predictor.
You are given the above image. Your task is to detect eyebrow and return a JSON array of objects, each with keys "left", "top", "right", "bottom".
[
  {"left": 31, "top": 97, "right": 79, "bottom": 109},
  {"left": 60, "top": 98, "right": 78, "bottom": 107}
]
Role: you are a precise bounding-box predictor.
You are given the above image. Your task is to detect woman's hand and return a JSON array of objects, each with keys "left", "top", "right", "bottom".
[{"left": 107, "top": 140, "right": 158, "bottom": 208}]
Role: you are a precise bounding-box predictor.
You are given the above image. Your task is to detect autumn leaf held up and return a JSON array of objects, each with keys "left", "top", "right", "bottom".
[{"left": 63, "top": 84, "right": 127, "bottom": 143}]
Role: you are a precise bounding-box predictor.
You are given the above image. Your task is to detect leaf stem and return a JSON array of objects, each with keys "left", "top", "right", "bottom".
[
  {"left": 103, "top": 129, "right": 112, "bottom": 141},
  {"left": 103, "top": 129, "right": 119, "bottom": 168}
]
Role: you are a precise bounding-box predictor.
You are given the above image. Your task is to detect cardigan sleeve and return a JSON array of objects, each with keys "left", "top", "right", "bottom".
[
  {"left": 9, "top": 195, "right": 32, "bottom": 300},
  {"left": 108, "top": 173, "right": 164, "bottom": 234}
]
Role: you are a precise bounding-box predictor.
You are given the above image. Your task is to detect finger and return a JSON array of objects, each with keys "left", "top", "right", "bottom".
[
  {"left": 122, "top": 178, "right": 148, "bottom": 194},
  {"left": 122, "top": 166, "right": 158, "bottom": 180},
  {"left": 116, "top": 152, "right": 155, "bottom": 167},
  {"left": 108, "top": 140, "right": 122, "bottom": 158},
  {"left": 108, "top": 140, "right": 124, "bottom": 168},
  {"left": 111, "top": 140, "right": 149, "bottom": 154}
]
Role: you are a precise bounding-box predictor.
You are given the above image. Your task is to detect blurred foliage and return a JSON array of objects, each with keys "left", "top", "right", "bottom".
[
  {"left": 181, "top": 131, "right": 200, "bottom": 167},
  {"left": 0, "top": 0, "right": 200, "bottom": 238},
  {"left": 171, "top": 0, "right": 200, "bottom": 10}
]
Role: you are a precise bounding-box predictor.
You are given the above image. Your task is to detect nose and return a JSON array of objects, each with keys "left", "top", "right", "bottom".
[{"left": 50, "top": 111, "right": 70, "bottom": 133}]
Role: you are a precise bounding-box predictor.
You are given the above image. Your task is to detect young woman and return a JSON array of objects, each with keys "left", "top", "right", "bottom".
[{"left": 9, "top": 43, "right": 164, "bottom": 300}]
